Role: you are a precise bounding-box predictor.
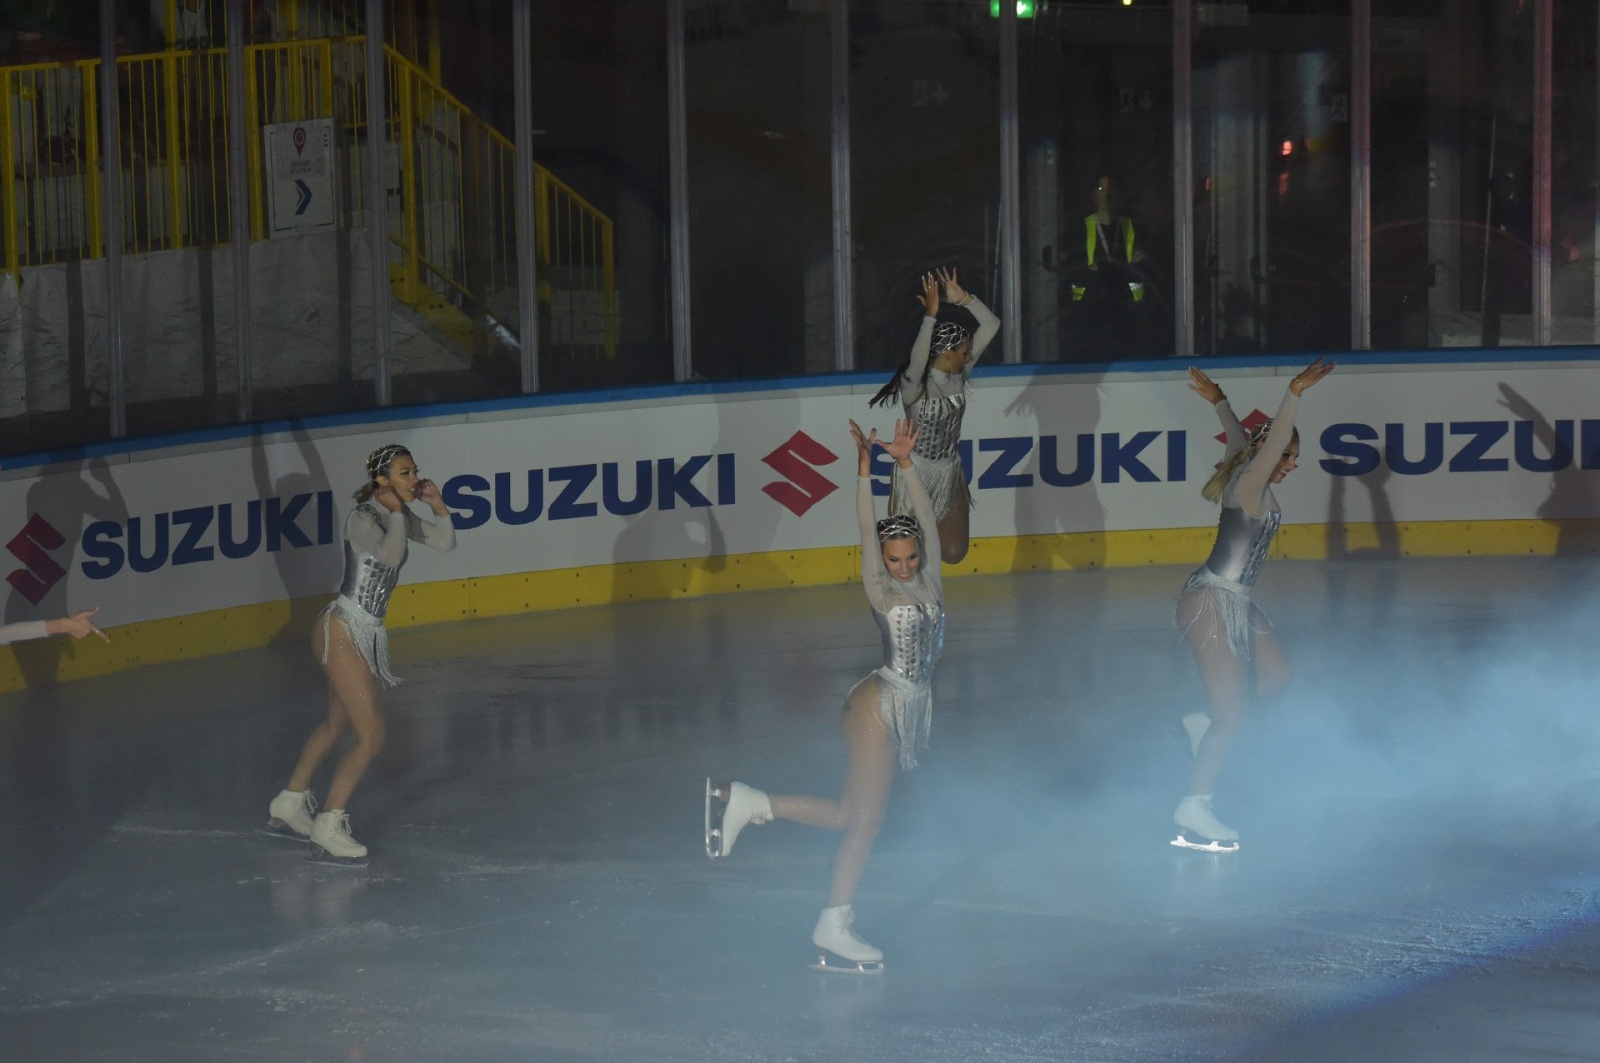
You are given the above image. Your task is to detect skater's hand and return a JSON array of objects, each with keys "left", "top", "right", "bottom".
[
  {"left": 878, "top": 419, "right": 919, "bottom": 467},
  {"left": 1288, "top": 356, "right": 1336, "bottom": 396},
  {"left": 936, "top": 266, "right": 968, "bottom": 306},
  {"left": 48, "top": 607, "right": 109, "bottom": 642},
  {"left": 918, "top": 272, "right": 940, "bottom": 317},
  {"left": 849, "top": 419, "right": 880, "bottom": 476},
  {"left": 373, "top": 484, "right": 405, "bottom": 513},
  {"left": 1187, "top": 367, "right": 1226, "bottom": 405},
  {"left": 414, "top": 477, "right": 447, "bottom": 514}
]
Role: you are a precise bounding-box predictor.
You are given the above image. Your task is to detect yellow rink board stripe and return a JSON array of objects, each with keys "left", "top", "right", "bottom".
[{"left": 2, "top": 518, "right": 1593, "bottom": 692}]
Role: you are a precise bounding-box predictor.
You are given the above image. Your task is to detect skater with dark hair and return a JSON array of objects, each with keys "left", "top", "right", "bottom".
[
  {"left": 706, "top": 418, "right": 944, "bottom": 973},
  {"left": 264, "top": 443, "right": 456, "bottom": 864},
  {"left": 1172, "top": 358, "right": 1335, "bottom": 852},
  {"left": 0, "top": 608, "right": 110, "bottom": 646},
  {"left": 868, "top": 266, "right": 1000, "bottom": 565}
]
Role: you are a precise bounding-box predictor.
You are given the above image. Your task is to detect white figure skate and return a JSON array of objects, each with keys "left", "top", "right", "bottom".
[
  {"left": 704, "top": 779, "right": 771, "bottom": 859},
  {"left": 308, "top": 810, "right": 370, "bottom": 867},
  {"left": 1171, "top": 793, "right": 1239, "bottom": 853},
  {"left": 260, "top": 788, "right": 317, "bottom": 840},
  {"left": 810, "top": 904, "right": 884, "bottom": 974}
]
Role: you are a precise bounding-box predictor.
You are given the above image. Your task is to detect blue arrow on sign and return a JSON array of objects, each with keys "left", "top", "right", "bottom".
[{"left": 294, "top": 179, "right": 312, "bottom": 216}]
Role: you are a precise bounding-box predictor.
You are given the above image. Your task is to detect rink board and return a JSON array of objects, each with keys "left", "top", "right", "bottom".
[{"left": 1, "top": 353, "right": 1597, "bottom": 687}]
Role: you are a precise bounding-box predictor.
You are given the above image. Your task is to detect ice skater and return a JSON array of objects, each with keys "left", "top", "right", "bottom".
[
  {"left": 0, "top": 608, "right": 110, "bottom": 646},
  {"left": 706, "top": 418, "right": 944, "bottom": 973},
  {"left": 868, "top": 266, "right": 1000, "bottom": 565},
  {"left": 265, "top": 444, "right": 456, "bottom": 865},
  {"left": 1173, "top": 358, "right": 1335, "bottom": 852}
]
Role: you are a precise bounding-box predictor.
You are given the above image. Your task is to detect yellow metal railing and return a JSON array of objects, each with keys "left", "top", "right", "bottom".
[{"left": 0, "top": 33, "right": 616, "bottom": 359}]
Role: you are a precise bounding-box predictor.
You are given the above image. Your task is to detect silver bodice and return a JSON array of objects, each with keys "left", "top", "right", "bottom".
[
  {"left": 336, "top": 504, "right": 404, "bottom": 620},
  {"left": 906, "top": 373, "right": 966, "bottom": 462},
  {"left": 872, "top": 600, "right": 945, "bottom": 685},
  {"left": 1203, "top": 502, "right": 1281, "bottom": 588}
]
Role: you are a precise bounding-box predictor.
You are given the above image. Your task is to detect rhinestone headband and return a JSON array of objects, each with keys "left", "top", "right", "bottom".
[
  {"left": 366, "top": 443, "right": 409, "bottom": 482},
  {"left": 1247, "top": 420, "right": 1274, "bottom": 452},
  {"left": 876, "top": 514, "right": 921, "bottom": 543},
  {"left": 931, "top": 321, "right": 969, "bottom": 355}
]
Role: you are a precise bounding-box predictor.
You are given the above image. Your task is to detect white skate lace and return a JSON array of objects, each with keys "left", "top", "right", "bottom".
[
  {"left": 303, "top": 791, "right": 319, "bottom": 817},
  {"left": 334, "top": 813, "right": 353, "bottom": 842}
]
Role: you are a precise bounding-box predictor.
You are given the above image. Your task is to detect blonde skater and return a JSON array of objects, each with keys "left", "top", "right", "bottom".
[
  {"left": 1173, "top": 358, "right": 1335, "bottom": 852},
  {"left": 264, "top": 444, "right": 456, "bottom": 864},
  {"left": 706, "top": 418, "right": 944, "bottom": 972},
  {"left": 868, "top": 266, "right": 1000, "bottom": 564}
]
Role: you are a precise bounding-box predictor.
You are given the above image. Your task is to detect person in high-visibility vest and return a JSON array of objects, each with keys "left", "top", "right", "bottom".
[{"left": 1071, "top": 175, "right": 1146, "bottom": 304}]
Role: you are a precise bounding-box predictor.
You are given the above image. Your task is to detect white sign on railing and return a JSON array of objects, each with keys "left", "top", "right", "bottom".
[{"left": 265, "top": 118, "right": 336, "bottom": 238}]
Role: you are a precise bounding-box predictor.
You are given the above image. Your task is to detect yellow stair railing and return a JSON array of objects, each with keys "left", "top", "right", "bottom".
[{"left": 0, "top": 34, "right": 616, "bottom": 361}]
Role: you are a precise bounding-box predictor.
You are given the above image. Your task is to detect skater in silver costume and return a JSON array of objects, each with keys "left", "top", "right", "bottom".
[
  {"left": 1172, "top": 358, "right": 1335, "bottom": 852},
  {"left": 868, "top": 267, "right": 1000, "bottom": 564},
  {"left": 0, "top": 608, "right": 109, "bottom": 646},
  {"left": 266, "top": 444, "right": 456, "bottom": 863},
  {"left": 708, "top": 419, "right": 944, "bottom": 972}
]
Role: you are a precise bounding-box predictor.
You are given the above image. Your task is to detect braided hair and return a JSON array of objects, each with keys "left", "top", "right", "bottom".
[{"left": 354, "top": 443, "right": 412, "bottom": 503}]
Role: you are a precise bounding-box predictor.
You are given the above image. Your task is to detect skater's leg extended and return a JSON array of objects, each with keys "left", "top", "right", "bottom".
[
  {"left": 938, "top": 481, "right": 970, "bottom": 565},
  {"left": 826, "top": 679, "right": 895, "bottom": 907}
]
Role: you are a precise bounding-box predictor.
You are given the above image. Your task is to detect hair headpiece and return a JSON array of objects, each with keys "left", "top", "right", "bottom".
[
  {"left": 876, "top": 514, "right": 921, "bottom": 543},
  {"left": 931, "top": 321, "right": 969, "bottom": 355},
  {"left": 366, "top": 443, "right": 410, "bottom": 482},
  {"left": 1247, "top": 419, "right": 1274, "bottom": 452}
]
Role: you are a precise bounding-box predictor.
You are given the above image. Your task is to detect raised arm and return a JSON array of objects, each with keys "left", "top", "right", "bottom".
[
  {"left": 1232, "top": 358, "right": 1335, "bottom": 511},
  {"left": 1190, "top": 367, "right": 1248, "bottom": 456},
  {"left": 406, "top": 478, "right": 457, "bottom": 552},
  {"left": 850, "top": 421, "right": 891, "bottom": 598},
  {"left": 874, "top": 419, "right": 942, "bottom": 596},
  {"left": 940, "top": 268, "right": 1000, "bottom": 370},
  {"left": 900, "top": 273, "right": 942, "bottom": 405}
]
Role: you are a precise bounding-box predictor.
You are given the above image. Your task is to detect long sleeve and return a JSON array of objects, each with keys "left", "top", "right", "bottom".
[
  {"left": 404, "top": 508, "right": 456, "bottom": 553},
  {"left": 1214, "top": 399, "right": 1249, "bottom": 460},
  {"left": 858, "top": 473, "right": 889, "bottom": 608},
  {"left": 901, "top": 462, "right": 942, "bottom": 597},
  {"left": 0, "top": 620, "right": 50, "bottom": 647},
  {"left": 346, "top": 504, "right": 410, "bottom": 567},
  {"left": 1230, "top": 388, "right": 1302, "bottom": 514},
  {"left": 962, "top": 294, "right": 1002, "bottom": 371},
  {"left": 900, "top": 316, "right": 937, "bottom": 405}
]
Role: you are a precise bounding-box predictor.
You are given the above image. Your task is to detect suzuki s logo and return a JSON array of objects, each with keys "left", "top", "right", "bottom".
[
  {"left": 760, "top": 431, "right": 840, "bottom": 517},
  {"left": 5, "top": 514, "right": 67, "bottom": 605}
]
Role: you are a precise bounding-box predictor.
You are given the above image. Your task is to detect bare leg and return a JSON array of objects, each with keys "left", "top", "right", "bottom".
[
  {"left": 290, "top": 617, "right": 385, "bottom": 811},
  {"left": 1177, "top": 590, "right": 1249, "bottom": 797},
  {"left": 726, "top": 679, "right": 897, "bottom": 907},
  {"left": 1252, "top": 618, "right": 1291, "bottom": 700},
  {"left": 938, "top": 480, "right": 971, "bottom": 564}
]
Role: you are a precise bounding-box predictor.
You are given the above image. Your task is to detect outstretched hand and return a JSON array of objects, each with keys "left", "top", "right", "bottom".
[
  {"left": 936, "top": 266, "right": 967, "bottom": 306},
  {"left": 918, "top": 272, "right": 940, "bottom": 317},
  {"left": 50, "top": 607, "right": 110, "bottom": 643},
  {"left": 879, "top": 419, "right": 920, "bottom": 465},
  {"left": 1187, "top": 367, "right": 1226, "bottom": 405},
  {"left": 1289, "top": 356, "right": 1336, "bottom": 396}
]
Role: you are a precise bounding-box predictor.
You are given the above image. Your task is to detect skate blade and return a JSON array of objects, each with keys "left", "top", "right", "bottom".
[
  {"left": 1170, "top": 832, "right": 1239, "bottom": 854},
  {"left": 306, "top": 846, "right": 369, "bottom": 868},
  {"left": 257, "top": 820, "right": 310, "bottom": 841},
  {"left": 704, "top": 778, "right": 722, "bottom": 859},
  {"left": 809, "top": 954, "right": 885, "bottom": 975}
]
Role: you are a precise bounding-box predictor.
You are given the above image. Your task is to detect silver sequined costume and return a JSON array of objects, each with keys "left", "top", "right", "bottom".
[
  {"left": 855, "top": 468, "right": 945, "bottom": 769},
  {"left": 1177, "top": 391, "right": 1301, "bottom": 660},
  {"left": 888, "top": 294, "right": 1001, "bottom": 522},
  {"left": 320, "top": 501, "right": 456, "bottom": 687}
]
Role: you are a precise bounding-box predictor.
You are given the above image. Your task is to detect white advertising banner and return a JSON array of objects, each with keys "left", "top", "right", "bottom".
[{"left": 1, "top": 358, "right": 1596, "bottom": 628}]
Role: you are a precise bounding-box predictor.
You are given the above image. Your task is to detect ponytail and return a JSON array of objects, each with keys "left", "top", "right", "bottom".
[
  {"left": 1201, "top": 448, "right": 1251, "bottom": 503},
  {"left": 869, "top": 362, "right": 911, "bottom": 408}
]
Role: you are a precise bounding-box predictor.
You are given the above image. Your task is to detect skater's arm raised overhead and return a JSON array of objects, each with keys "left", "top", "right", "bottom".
[
  {"left": 850, "top": 421, "right": 891, "bottom": 602},
  {"left": 899, "top": 455, "right": 942, "bottom": 596},
  {"left": 900, "top": 274, "right": 941, "bottom": 405},
  {"left": 939, "top": 268, "right": 1000, "bottom": 371},
  {"left": 405, "top": 478, "right": 457, "bottom": 552},
  {"left": 1189, "top": 367, "right": 1247, "bottom": 456},
  {"left": 1232, "top": 358, "right": 1335, "bottom": 512}
]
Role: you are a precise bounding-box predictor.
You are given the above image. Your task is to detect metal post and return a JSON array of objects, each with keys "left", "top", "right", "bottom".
[
  {"left": 512, "top": 0, "right": 540, "bottom": 393},
  {"left": 830, "top": 0, "right": 854, "bottom": 371},
  {"left": 227, "top": 0, "right": 252, "bottom": 420},
  {"left": 1532, "top": 0, "right": 1551, "bottom": 345},
  {"left": 365, "top": 0, "right": 392, "bottom": 404},
  {"left": 666, "top": 0, "right": 692, "bottom": 381},
  {"left": 1172, "top": 0, "right": 1194, "bottom": 357},
  {"left": 997, "top": 0, "right": 1021, "bottom": 362},
  {"left": 98, "top": 0, "right": 125, "bottom": 436},
  {"left": 1351, "top": 0, "right": 1371, "bottom": 350}
]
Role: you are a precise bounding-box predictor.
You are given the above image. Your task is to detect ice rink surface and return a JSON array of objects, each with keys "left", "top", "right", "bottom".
[{"left": 3, "top": 556, "right": 1600, "bottom": 1062}]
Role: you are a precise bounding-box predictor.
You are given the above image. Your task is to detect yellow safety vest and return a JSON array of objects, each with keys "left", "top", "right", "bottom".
[{"left": 1072, "top": 215, "right": 1145, "bottom": 302}]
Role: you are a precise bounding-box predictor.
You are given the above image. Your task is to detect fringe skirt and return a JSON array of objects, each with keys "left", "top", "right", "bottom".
[
  {"left": 1176, "top": 568, "right": 1272, "bottom": 661},
  {"left": 889, "top": 452, "right": 970, "bottom": 523},
  {"left": 319, "top": 597, "right": 400, "bottom": 688},
  {"left": 853, "top": 667, "right": 933, "bottom": 771}
]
